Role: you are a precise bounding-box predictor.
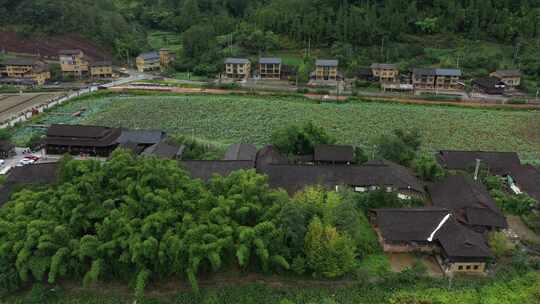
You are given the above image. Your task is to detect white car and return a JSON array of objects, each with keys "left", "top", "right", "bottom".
[
  {"left": 17, "top": 158, "right": 35, "bottom": 167},
  {"left": 0, "top": 160, "right": 4, "bottom": 166}
]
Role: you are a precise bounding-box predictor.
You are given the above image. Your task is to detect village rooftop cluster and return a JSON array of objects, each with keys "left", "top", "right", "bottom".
[{"left": 1, "top": 123, "right": 538, "bottom": 277}]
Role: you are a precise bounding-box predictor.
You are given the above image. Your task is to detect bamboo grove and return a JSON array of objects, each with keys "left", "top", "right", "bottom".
[{"left": 0, "top": 150, "right": 382, "bottom": 297}]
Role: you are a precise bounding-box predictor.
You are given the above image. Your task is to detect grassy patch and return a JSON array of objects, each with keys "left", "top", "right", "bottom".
[{"left": 147, "top": 30, "right": 182, "bottom": 52}]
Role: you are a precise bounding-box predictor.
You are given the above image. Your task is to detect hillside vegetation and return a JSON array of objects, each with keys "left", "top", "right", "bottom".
[{"left": 1, "top": 1, "right": 540, "bottom": 83}]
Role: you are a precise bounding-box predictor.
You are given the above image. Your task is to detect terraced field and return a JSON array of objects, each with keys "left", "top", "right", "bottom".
[
  {"left": 12, "top": 93, "right": 540, "bottom": 162},
  {"left": 0, "top": 93, "right": 64, "bottom": 122}
]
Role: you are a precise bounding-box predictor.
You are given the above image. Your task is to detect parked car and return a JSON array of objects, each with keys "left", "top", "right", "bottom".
[
  {"left": 0, "top": 159, "right": 5, "bottom": 166},
  {"left": 25, "top": 155, "right": 40, "bottom": 161},
  {"left": 17, "top": 158, "right": 35, "bottom": 167}
]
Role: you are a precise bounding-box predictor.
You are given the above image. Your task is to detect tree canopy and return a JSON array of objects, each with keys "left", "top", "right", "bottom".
[{"left": 0, "top": 150, "right": 383, "bottom": 297}]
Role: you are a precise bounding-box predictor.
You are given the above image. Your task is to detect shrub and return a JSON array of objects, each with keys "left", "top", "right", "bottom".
[
  {"left": 291, "top": 256, "right": 306, "bottom": 275},
  {"left": 522, "top": 211, "right": 540, "bottom": 234},
  {"left": 413, "top": 154, "right": 445, "bottom": 182},
  {"left": 356, "top": 254, "right": 391, "bottom": 278},
  {"left": 271, "top": 121, "right": 335, "bottom": 156},
  {"left": 488, "top": 231, "right": 514, "bottom": 259},
  {"left": 491, "top": 190, "right": 536, "bottom": 215},
  {"left": 376, "top": 129, "right": 422, "bottom": 167},
  {"left": 483, "top": 175, "right": 504, "bottom": 191},
  {"left": 304, "top": 217, "right": 356, "bottom": 278}
]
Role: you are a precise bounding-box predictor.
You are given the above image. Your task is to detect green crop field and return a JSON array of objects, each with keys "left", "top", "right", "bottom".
[{"left": 12, "top": 92, "right": 540, "bottom": 162}]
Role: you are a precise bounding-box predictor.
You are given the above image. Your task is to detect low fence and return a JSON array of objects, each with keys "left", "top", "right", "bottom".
[{"left": 0, "top": 86, "right": 98, "bottom": 129}]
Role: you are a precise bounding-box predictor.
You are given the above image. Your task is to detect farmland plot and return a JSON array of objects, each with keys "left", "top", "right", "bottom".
[{"left": 12, "top": 93, "right": 540, "bottom": 162}]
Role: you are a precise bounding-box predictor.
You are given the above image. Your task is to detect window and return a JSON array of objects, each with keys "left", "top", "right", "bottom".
[
  {"left": 466, "top": 265, "right": 471, "bottom": 270},
  {"left": 458, "top": 265, "right": 463, "bottom": 270},
  {"left": 473, "top": 265, "right": 479, "bottom": 270}
]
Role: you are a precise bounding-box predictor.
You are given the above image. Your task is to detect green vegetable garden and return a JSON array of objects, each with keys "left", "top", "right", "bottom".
[{"left": 13, "top": 92, "right": 540, "bottom": 163}]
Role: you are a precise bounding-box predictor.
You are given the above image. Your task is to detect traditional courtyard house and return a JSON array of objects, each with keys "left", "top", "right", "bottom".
[
  {"left": 141, "top": 141, "right": 184, "bottom": 160},
  {"left": 136, "top": 51, "right": 161, "bottom": 72},
  {"left": 506, "top": 164, "right": 540, "bottom": 204},
  {"left": 254, "top": 145, "right": 289, "bottom": 169},
  {"left": 224, "top": 143, "right": 257, "bottom": 161},
  {"left": 179, "top": 160, "right": 255, "bottom": 181},
  {"left": 374, "top": 209, "right": 493, "bottom": 274},
  {"left": 429, "top": 175, "right": 507, "bottom": 232},
  {"left": 472, "top": 77, "right": 506, "bottom": 95},
  {"left": 435, "top": 150, "right": 521, "bottom": 176},
  {"left": 490, "top": 70, "right": 521, "bottom": 88},
  {"left": 258, "top": 57, "right": 282, "bottom": 80},
  {"left": 115, "top": 129, "right": 167, "bottom": 154},
  {"left": 370, "top": 63, "right": 399, "bottom": 83},
  {"left": 259, "top": 159, "right": 425, "bottom": 198},
  {"left": 1, "top": 58, "right": 51, "bottom": 85},
  {"left": 314, "top": 144, "right": 354, "bottom": 165},
  {"left": 314, "top": 59, "right": 339, "bottom": 81},
  {"left": 44, "top": 124, "right": 122, "bottom": 157},
  {"left": 159, "top": 48, "right": 175, "bottom": 70},
  {"left": 0, "top": 140, "right": 15, "bottom": 158},
  {"left": 59, "top": 49, "right": 89, "bottom": 78},
  {"left": 412, "top": 68, "right": 462, "bottom": 90},
  {"left": 224, "top": 58, "right": 251, "bottom": 80},
  {"left": 90, "top": 61, "right": 113, "bottom": 79}
]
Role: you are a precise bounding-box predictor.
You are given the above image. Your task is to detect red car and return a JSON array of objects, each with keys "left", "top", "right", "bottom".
[{"left": 24, "top": 155, "right": 40, "bottom": 161}]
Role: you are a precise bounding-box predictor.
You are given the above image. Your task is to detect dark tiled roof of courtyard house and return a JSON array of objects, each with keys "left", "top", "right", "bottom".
[
  {"left": 436, "top": 150, "right": 521, "bottom": 175},
  {"left": 224, "top": 143, "right": 258, "bottom": 161},
  {"left": 314, "top": 144, "right": 354, "bottom": 163},
  {"left": 429, "top": 175, "right": 507, "bottom": 229},
  {"left": 45, "top": 124, "right": 122, "bottom": 147}
]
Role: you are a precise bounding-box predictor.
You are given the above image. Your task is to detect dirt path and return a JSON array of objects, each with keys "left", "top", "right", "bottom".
[{"left": 507, "top": 215, "right": 540, "bottom": 243}]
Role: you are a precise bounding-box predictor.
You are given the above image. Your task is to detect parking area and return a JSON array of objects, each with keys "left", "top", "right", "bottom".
[{"left": 0, "top": 147, "right": 49, "bottom": 175}]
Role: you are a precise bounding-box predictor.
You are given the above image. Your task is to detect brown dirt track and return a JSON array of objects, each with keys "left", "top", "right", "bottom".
[{"left": 0, "top": 30, "right": 111, "bottom": 60}]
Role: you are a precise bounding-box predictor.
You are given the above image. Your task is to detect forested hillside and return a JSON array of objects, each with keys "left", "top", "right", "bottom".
[{"left": 1, "top": 1, "right": 540, "bottom": 77}]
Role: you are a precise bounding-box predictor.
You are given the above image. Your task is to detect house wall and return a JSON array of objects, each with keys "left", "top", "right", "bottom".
[
  {"left": 372, "top": 68, "right": 399, "bottom": 82},
  {"left": 91, "top": 66, "right": 113, "bottom": 78},
  {"left": 159, "top": 50, "right": 175, "bottom": 69},
  {"left": 259, "top": 63, "right": 281, "bottom": 79},
  {"left": 315, "top": 66, "right": 338, "bottom": 80},
  {"left": 33, "top": 71, "right": 51, "bottom": 85},
  {"left": 59, "top": 53, "right": 89, "bottom": 77},
  {"left": 413, "top": 74, "right": 461, "bottom": 90},
  {"left": 447, "top": 262, "right": 486, "bottom": 273},
  {"left": 136, "top": 57, "right": 160, "bottom": 72},
  {"left": 6, "top": 64, "right": 33, "bottom": 78},
  {"left": 225, "top": 63, "right": 251, "bottom": 80},
  {"left": 500, "top": 76, "right": 520, "bottom": 87}
]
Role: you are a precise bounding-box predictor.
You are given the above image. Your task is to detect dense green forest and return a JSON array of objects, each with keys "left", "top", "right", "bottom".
[{"left": 1, "top": 0, "right": 540, "bottom": 79}]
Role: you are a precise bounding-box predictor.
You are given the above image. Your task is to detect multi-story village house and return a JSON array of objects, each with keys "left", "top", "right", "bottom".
[
  {"left": 490, "top": 70, "right": 521, "bottom": 88},
  {"left": 258, "top": 57, "right": 282, "bottom": 80},
  {"left": 0, "top": 58, "right": 51, "bottom": 85},
  {"left": 224, "top": 58, "right": 251, "bottom": 80},
  {"left": 412, "top": 68, "right": 462, "bottom": 90},
  {"left": 136, "top": 52, "right": 161, "bottom": 72},
  {"left": 59, "top": 49, "right": 89, "bottom": 78},
  {"left": 314, "top": 59, "right": 339, "bottom": 81},
  {"left": 90, "top": 61, "right": 113, "bottom": 79},
  {"left": 370, "top": 63, "right": 399, "bottom": 83}
]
